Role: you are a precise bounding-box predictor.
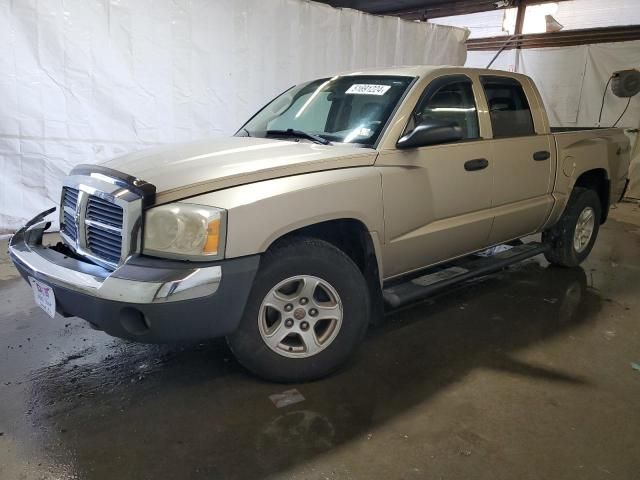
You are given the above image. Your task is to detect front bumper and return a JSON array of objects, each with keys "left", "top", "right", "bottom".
[{"left": 8, "top": 209, "right": 260, "bottom": 342}]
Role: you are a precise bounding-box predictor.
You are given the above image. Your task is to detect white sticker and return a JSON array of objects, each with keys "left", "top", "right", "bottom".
[
  {"left": 346, "top": 84, "right": 391, "bottom": 96},
  {"left": 269, "top": 389, "right": 305, "bottom": 408},
  {"left": 29, "top": 277, "right": 56, "bottom": 318}
]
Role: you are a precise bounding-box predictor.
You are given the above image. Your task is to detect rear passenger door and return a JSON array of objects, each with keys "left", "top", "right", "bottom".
[{"left": 480, "top": 75, "right": 555, "bottom": 244}]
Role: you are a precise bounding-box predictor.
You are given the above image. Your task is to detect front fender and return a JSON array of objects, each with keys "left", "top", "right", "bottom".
[{"left": 183, "top": 167, "right": 385, "bottom": 259}]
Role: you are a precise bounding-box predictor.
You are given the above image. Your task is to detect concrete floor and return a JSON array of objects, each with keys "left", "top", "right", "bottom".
[{"left": 1, "top": 203, "right": 639, "bottom": 480}]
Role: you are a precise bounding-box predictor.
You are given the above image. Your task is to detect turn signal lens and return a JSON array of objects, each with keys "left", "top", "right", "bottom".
[{"left": 203, "top": 218, "right": 221, "bottom": 254}]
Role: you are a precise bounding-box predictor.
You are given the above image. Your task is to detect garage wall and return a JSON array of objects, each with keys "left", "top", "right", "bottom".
[
  {"left": 0, "top": 0, "right": 468, "bottom": 233},
  {"left": 466, "top": 41, "right": 640, "bottom": 199}
]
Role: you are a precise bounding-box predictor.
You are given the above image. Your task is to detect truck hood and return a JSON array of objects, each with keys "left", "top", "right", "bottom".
[{"left": 101, "top": 137, "right": 377, "bottom": 204}]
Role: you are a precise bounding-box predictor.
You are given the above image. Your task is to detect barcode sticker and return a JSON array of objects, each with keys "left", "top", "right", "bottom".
[{"left": 345, "top": 84, "right": 391, "bottom": 96}]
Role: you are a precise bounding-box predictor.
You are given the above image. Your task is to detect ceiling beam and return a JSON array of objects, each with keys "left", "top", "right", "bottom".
[
  {"left": 372, "top": 0, "right": 571, "bottom": 20},
  {"left": 513, "top": 0, "right": 526, "bottom": 36},
  {"left": 380, "top": 1, "right": 510, "bottom": 20},
  {"left": 467, "top": 25, "right": 640, "bottom": 50}
]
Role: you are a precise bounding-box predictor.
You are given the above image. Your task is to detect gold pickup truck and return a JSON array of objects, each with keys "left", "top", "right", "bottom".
[{"left": 9, "top": 66, "right": 631, "bottom": 382}]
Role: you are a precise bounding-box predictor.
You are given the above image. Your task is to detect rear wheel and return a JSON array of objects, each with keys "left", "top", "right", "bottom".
[
  {"left": 227, "top": 237, "right": 370, "bottom": 382},
  {"left": 542, "top": 187, "right": 602, "bottom": 267}
]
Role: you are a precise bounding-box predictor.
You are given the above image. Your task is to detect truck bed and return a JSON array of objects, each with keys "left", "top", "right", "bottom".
[{"left": 551, "top": 126, "right": 630, "bottom": 208}]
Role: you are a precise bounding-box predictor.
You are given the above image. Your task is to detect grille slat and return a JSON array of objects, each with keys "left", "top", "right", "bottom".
[
  {"left": 87, "top": 196, "right": 121, "bottom": 210},
  {"left": 87, "top": 200, "right": 123, "bottom": 216},
  {"left": 87, "top": 203, "right": 123, "bottom": 217},
  {"left": 63, "top": 188, "right": 78, "bottom": 209},
  {"left": 87, "top": 212, "right": 123, "bottom": 227},
  {"left": 88, "top": 245, "right": 121, "bottom": 257},
  {"left": 61, "top": 187, "right": 79, "bottom": 241},
  {"left": 86, "top": 199, "right": 124, "bottom": 228},
  {"left": 85, "top": 196, "right": 124, "bottom": 265},
  {"left": 87, "top": 229, "right": 122, "bottom": 248},
  {"left": 87, "top": 226, "right": 122, "bottom": 240},
  {"left": 87, "top": 238, "right": 121, "bottom": 255},
  {"left": 86, "top": 245, "right": 121, "bottom": 263},
  {"left": 62, "top": 210, "right": 77, "bottom": 239}
]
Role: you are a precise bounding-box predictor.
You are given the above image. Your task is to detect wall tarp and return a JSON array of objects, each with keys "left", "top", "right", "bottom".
[
  {"left": 0, "top": 0, "right": 468, "bottom": 233},
  {"left": 467, "top": 41, "right": 640, "bottom": 199}
]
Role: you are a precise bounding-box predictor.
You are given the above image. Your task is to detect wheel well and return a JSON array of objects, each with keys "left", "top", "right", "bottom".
[
  {"left": 269, "top": 219, "right": 384, "bottom": 324},
  {"left": 574, "top": 169, "right": 610, "bottom": 223},
  {"left": 271, "top": 219, "right": 376, "bottom": 276}
]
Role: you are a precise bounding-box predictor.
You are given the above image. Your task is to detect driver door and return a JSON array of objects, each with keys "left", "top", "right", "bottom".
[{"left": 379, "top": 75, "right": 494, "bottom": 278}]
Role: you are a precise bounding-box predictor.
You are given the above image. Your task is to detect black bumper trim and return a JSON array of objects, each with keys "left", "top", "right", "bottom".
[{"left": 13, "top": 254, "right": 260, "bottom": 343}]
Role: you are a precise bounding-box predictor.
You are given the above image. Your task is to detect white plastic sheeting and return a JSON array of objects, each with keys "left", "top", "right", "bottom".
[
  {"left": 466, "top": 42, "right": 640, "bottom": 128},
  {"left": 0, "top": 0, "right": 468, "bottom": 233},
  {"left": 467, "top": 41, "right": 640, "bottom": 198}
]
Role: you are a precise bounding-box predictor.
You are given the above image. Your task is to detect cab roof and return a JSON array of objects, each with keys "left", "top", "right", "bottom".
[{"left": 337, "top": 65, "right": 517, "bottom": 79}]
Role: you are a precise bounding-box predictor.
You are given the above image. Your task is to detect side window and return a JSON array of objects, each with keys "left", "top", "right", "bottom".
[
  {"left": 408, "top": 78, "right": 480, "bottom": 140},
  {"left": 480, "top": 76, "right": 535, "bottom": 138}
]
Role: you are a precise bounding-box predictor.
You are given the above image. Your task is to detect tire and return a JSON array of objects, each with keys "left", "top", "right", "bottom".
[
  {"left": 542, "top": 187, "right": 602, "bottom": 267},
  {"left": 227, "top": 237, "right": 370, "bottom": 382}
]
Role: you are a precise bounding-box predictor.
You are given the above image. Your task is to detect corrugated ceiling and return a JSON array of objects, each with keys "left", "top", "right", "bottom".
[{"left": 315, "top": 1, "right": 509, "bottom": 20}]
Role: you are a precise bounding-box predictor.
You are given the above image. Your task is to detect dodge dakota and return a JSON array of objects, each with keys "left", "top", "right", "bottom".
[{"left": 9, "top": 66, "right": 631, "bottom": 381}]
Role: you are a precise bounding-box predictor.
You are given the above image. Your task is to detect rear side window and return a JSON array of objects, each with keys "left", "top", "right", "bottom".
[{"left": 480, "top": 76, "right": 535, "bottom": 138}]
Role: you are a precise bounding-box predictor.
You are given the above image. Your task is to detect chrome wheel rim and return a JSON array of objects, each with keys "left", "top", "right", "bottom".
[
  {"left": 258, "top": 275, "right": 343, "bottom": 358},
  {"left": 573, "top": 206, "right": 595, "bottom": 253}
]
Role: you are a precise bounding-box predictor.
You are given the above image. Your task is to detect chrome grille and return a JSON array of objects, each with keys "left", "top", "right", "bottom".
[
  {"left": 59, "top": 171, "right": 145, "bottom": 270},
  {"left": 61, "top": 187, "right": 79, "bottom": 241},
  {"left": 85, "top": 196, "right": 124, "bottom": 264}
]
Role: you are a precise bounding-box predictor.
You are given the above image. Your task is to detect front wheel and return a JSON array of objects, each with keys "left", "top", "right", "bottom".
[
  {"left": 542, "top": 187, "right": 602, "bottom": 267},
  {"left": 227, "top": 237, "right": 370, "bottom": 382}
]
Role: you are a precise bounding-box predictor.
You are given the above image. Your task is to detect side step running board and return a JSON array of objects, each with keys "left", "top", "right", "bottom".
[{"left": 382, "top": 242, "right": 549, "bottom": 309}]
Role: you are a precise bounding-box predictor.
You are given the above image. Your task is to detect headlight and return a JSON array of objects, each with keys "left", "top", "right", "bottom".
[{"left": 143, "top": 203, "right": 226, "bottom": 260}]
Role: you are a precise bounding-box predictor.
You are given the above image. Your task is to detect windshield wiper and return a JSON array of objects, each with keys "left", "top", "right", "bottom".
[{"left": 266, "top": 128, "right": 332, "bottom": 145}]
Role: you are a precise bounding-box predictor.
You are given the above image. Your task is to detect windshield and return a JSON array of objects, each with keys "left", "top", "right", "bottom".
[{"left": 238, "top": 75, "right": 414, "bottom": 146}]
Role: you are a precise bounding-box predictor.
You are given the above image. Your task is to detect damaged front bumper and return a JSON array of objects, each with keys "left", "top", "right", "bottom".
[{"left": 8, "top": 209, "right": 259, "bottom": 342}]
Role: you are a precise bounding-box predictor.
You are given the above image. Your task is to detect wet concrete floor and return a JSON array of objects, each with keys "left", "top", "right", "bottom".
[{"left": 1, "top": 202, "right": 639, "bottom": 480}]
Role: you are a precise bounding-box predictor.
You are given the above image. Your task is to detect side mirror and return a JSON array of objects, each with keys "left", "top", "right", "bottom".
[{"left": 396, "top": 120, "right": 464, "bottom": 149}]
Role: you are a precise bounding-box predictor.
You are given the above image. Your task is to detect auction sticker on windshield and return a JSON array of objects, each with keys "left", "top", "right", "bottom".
[
  {"left": 346, "top": 84, "right": 391, "bottom": 95},
  {"left": 29, "top": 277, "right": 56, "bottom": 318}
]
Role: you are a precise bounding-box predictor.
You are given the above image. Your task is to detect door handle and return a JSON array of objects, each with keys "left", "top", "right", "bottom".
[
  {"left": 464, "top": 158, "right": 489, "bottom": 171},
  {"left": 533, "top": 150, "right": 550, "bottom": 161}
]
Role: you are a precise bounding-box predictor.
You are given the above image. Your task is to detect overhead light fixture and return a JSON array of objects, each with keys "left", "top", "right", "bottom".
[{"left": 545, "top": 14, "right": 564, "bottom": 32}]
